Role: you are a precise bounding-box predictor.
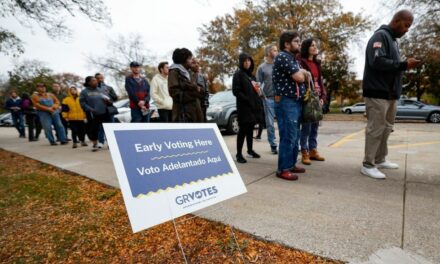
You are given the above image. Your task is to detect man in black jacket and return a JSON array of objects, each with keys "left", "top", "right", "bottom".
[{"left": 361, "top": 10, "right": 422, "bottom": 179}]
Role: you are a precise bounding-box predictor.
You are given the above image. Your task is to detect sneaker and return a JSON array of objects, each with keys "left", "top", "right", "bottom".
[
  {"left": 92, "top": 144, "right": 99, "bottom": 152},
  {"left": 98, "top": 143, "right": 104, "bottom": 149},
  {"left": 271, "top": 146, "right": 278, "bottom": 155},
  {"left": 236, "top": 154, "right": 247, "bottom": 163},
  {"left": 276, "top": 171, "right": 298, "bottom": 181},
  {"left": 361, "top": 166, "right": 386, "bottom": 179},
  {"left": 247, "top": 150, "right": 261, "bottom": 158},
  {"left": 72, "top": 143, "right": 78, "bottom": 149},
  {"left": 81, "top": 141, "right": 88, "bottom": 147},
  {"left": 376, "top": 160, "right": 399, "bottom": 169}
]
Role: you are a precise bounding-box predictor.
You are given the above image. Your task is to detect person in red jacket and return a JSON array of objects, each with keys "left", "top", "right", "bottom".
[{"left": 299, "top": 38, "right": 326, "bottom": 165}]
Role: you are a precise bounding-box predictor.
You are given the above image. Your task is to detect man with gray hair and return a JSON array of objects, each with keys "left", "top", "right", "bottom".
[{"left": 256, "top": 44, "right": 279, "bottom": 154}]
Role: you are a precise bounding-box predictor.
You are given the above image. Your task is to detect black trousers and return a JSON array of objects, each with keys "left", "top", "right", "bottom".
[
  {"left": 158, "top": 109, "right": 172, "bottom": 123},
  {"left": 237, "top": 122, "right": 255, "bottom": 155},
  {"left": 25, "top": 113, "right": 42, "bottom": 141},
  {"left": 69, "top": 120, "right": 86, "bottom": 143},
  {"left": 86, "top": 113, "right": 110, "bottom": 141}
]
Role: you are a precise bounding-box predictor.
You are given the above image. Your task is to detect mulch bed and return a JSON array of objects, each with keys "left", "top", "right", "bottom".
[{"left": 0, "top": 149, "right": 342, "bottom": 264}]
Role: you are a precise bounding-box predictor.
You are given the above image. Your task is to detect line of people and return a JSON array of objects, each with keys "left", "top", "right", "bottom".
[
  {"left": 5, "top": 10, "right": 417, "bottom": 181},
  {"left": 232, "top": 32, "right": 326, "bottom": 181}
]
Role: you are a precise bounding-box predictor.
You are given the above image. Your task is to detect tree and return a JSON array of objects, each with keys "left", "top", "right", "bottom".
[
  {"left": 88, "top": 33, "right": 156, "bottom": 94},
  {"left": 197, "top": 0, "right": 371, "bottom": 96},
  {"left": 392, "top": 0, "right": 440, "bottom": 103},
  {"left": 0, "top": 0, "right": 111, "bottom": 57},
  {"left": 51, "top": 73, "right": 84, "bottom": 91},
  {"left": 6, "top": 60, "right": 55, "bottom": 96}
]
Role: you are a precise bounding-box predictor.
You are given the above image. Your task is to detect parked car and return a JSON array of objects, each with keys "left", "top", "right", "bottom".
[
  {"left": 0, "top": 113, "right": 12, "bottom": 127},
  {"left": 206, "top": 90, "right": 238, "bottom": 134},
  {"left": 113, "top": 98, "right": 159, "bottom": 123},
  {"left": 342, "top": 102, "right": 366, "bottom": 114},
  {"left": 113, "top": 99, "right": 131, "bottom": 123},
  {"left": 396, "top": 99, "right": 440, "bottom": 123}
]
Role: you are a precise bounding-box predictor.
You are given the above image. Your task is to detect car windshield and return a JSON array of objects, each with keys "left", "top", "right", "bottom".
[
  {"left": 210, "top": 91, "right": 235, "bottom": 103},
  {"left": 113, "top": 99, "right": 129, "bottom": 108}
]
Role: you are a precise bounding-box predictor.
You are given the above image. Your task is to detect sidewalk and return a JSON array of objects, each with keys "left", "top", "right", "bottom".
[{"left": 0, "top": 121, "right": 438, "bottom": 263}]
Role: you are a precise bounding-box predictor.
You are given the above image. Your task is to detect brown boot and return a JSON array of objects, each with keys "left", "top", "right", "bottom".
[
  {"left": 309, "top": 148, "right": 325, "bottom": 161},
  {"left": 301, "top": 150, "right": 311, "bottom": 165}
]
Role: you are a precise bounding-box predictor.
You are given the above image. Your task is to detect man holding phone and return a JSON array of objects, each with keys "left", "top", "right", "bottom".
[{"left": 361, "top": 10, "right": 423, "bottom": 179}]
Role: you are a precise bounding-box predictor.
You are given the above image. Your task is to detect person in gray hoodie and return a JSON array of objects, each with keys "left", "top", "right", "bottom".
[{"left": 80, "top": 76, "right": 111, "bottom": 151}]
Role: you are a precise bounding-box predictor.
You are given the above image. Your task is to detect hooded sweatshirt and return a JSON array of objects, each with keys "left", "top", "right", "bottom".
[
  {"left": 79, "top": 86, "right": 108, "bottom": 116},
  {"left": 363, "top": 25, "right": 408, "bottom": 100}
]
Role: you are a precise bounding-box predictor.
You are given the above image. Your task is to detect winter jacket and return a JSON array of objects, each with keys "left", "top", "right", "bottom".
[
  {"left": 125, "top": 75, "right": 150, "bottom": 109},
  {"left": 4, "top": 97, "right": 23, "bottom": 115},
  {"left": 363, "top": 25, "right": 408, "bottom": 100},
  {"left": 299, "top": 58, "right": 327, "bottom": 102},
  {"left": 98, "top": 82, "right": 118, "bottom": 102},
  {"left": 62, "top": 91, "right": 86, "bottom": 121},
  {"left": 168, "top": 65, "right": 204, "bottom": 123},
  {"left": 232, "top": 53, "right": 263, "bottom": 124},
  {"left": 151, "top": 74, "right": 173, "bottom": 110}
]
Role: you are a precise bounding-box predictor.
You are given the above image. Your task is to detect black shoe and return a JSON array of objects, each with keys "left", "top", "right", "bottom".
[
  {"left": 81, "top": 142, "right": 88, "bottom": 147},
  {"left": 247, "top": 150, "right": 261, "bottom": 158},
  {"left": 92, "top": 144, "right": 99, "bottom": 152},
  {"left": 236, "top": 154, "right": 247, "bottom": 163},
  {"left": 19, "top": 135, "right": 26, "bottom": 138},
  {"left": 271, "top": 146, "right": 278, "bottom": 155},
  {"left": 29, "top": 139, "right": 38, "bottom": 142},
  {"left": 60, "top": 141, "right": 68, "bottom": 145},
  {"left": 50, "top": 142, "right": 58, "bottom": 146},
  {"left": 72, "top": 143, "right": 78, "bottom": 148}
]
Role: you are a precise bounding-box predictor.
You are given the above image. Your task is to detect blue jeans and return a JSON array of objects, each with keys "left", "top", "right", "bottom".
[
  {"left": 131, "top": 108, "right": 150, "bottom": 123},
  {"left": 38, "top": 110, "right": 66, "bottom": 144},
  {"left": 98, "top": 115, "right": 114, "bottom": 144},
  {"left": 275, "top": 96, "right": 302, "bottom": 172},
  {"left": 300, "top": 122, "right": 319, "bottom": 151},
  {"left": 263, "top": 98, "right": 277, "bottom": 148},
  {"left": 11, "top": 112, "right": 25, "bottom": 136}
]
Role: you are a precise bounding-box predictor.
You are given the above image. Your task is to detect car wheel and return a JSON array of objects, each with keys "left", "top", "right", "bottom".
[
  {"left": 345, "top": 109, "right": 352, "bottom": 114},
  {"left": 428, "top": 112, "right": 440, "bottom": 123},
  {"left": 227, "top": 113, "right": 239, "bottom": 134}
]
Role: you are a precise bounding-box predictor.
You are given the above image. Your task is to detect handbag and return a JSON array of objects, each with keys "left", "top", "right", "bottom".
[
  {"left": 107, "top": 105, "right": 119, "bottom": 115},
  {"left": 61, "top": 104, "right": 70, "bottom": 112},
  {"left": 302, "top": 78, "right": 323, "bottom": 123}
]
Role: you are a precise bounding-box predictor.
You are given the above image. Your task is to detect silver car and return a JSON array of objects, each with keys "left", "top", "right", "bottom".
[
  {"left": 396, "top": 99, "right": 440, "bottom": 123},
  {"left": 206, "top": 90, "right": 239, "bottom": 134},
  {"left": 342, "top": 102, "right": 366, "bottom": 114}
]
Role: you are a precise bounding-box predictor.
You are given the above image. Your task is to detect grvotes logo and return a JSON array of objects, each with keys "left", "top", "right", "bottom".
[{"left": 175, "top": 186, "right": 218, "bottom": 206}]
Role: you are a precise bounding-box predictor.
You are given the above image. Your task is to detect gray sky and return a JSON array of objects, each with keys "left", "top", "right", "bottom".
[{"left": 0, "top": 0, "right": 389, "bottom": 84}]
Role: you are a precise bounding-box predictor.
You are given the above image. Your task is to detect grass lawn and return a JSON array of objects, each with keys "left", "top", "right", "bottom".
[{"left": 0, "top": 149, "right": 342, "bottom": 264}]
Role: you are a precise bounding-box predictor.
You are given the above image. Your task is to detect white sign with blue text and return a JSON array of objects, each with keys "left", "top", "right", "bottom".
[{"left": 103, "top": 123, "right": 247, "bottom": 233}]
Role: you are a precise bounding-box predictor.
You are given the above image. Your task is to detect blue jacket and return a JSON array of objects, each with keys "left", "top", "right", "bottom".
[{"left": 5, "top": 97, "right": 23, "bottom": 115}]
